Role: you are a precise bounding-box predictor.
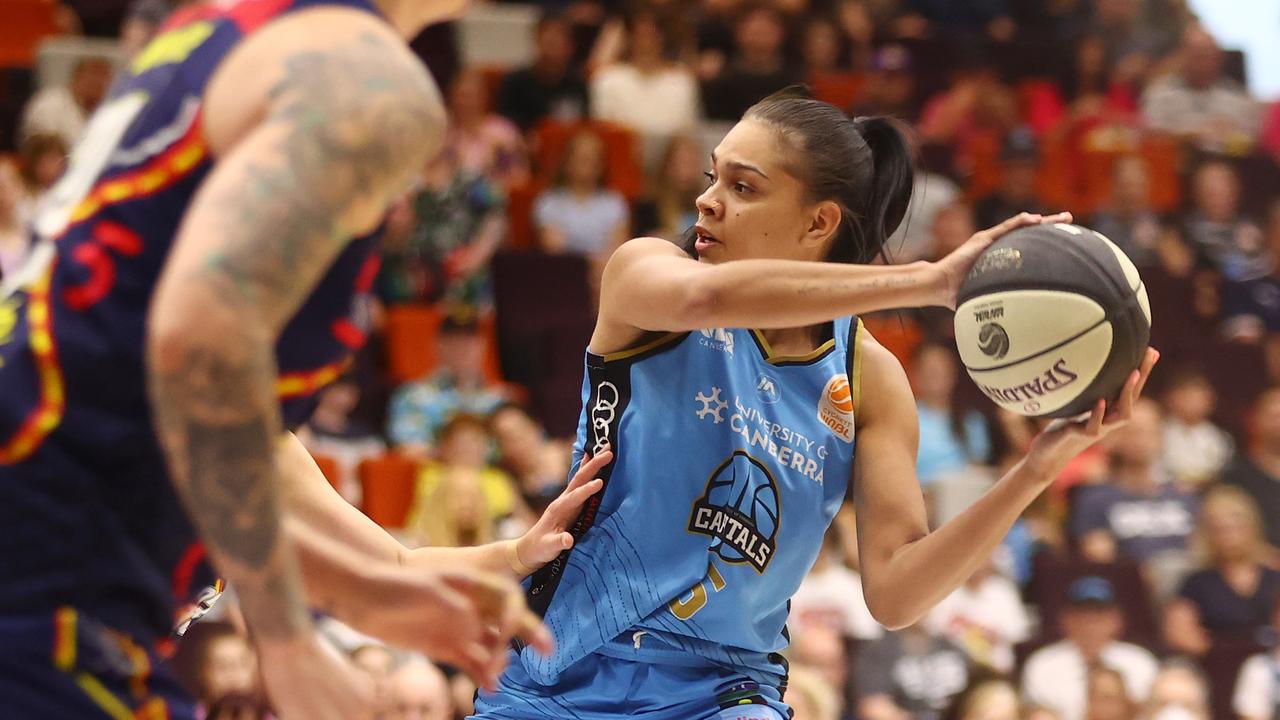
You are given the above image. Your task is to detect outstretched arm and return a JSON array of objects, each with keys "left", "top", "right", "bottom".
[
  {"left": 147, "top": 4, "right": 442, "bottom": 661},
  {"left": 851, "top": 333, "right": 1158, "bottom": 628}
]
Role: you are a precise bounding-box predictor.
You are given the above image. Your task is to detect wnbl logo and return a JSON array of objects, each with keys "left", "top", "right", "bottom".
[{"left": 688, "top": 451, "right": 780, "bottom": 573}]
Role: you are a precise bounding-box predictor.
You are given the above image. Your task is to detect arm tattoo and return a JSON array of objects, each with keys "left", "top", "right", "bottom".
[{"left": 150, "top": 30, "right": 440, "bottom": 639}]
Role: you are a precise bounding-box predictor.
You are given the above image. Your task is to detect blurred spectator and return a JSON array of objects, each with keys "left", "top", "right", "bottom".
[
  {"left": 496, "top": 13, "right": 588, "bottom": 132},
  {"left": 350, "top": 642, "right": 397, "bottom": 705},
  {"left": 785, "top": 666, "right": 841, "bottom": 720},
  {"left": 1089, "top": 156, "right": 1161, "bottom": 269},
  {"left": 945, "top": 679, "right": 1021, "bottom": 720},
  {"left": 17, "top": 133, "right": 70, "bottom": 207},
  {"left": 930, "top": 201, "right": 978, "bottom": 259},
  {"left": 917, "top": 55, "right": 1019, "bottom": 182},
  {"left": 488, "top": 403, "right": 572, "bottom": 513},
  {"left": 204, "top": 692, "right": 272, "bottom": 720},
  {"left": 387, "top": 660, "right": 452, "bottom": 720},
  {"left": 296, "top": 376, "right": 384, "bottom": 505},
  {"left": 194, "top": 625, "right": 263, "bottom": 717},
  {"left": 1164, "top": 486, "right": 1280, "bottom": 656},
  {"left": 375, "top": 196, "right": 424, "bottom": 305},
  {"left": 1221, "top": 197, "right": 1280, "bottom": 343},
  {"left": 1142, "top": 660, "right": 1211, "bottom": 720},
  {"left": 445, "top": 69, "right": 529, "bottom": 189},
  {"left": 1232, "top": 595, "right": 1280, "bottom": 720},
  {"left": 0, "top": 160, "right": 31, "bottom": 280},
  {"left": 1023, "top": 706, "right": 1064, "bottom": 720},
  {"left": 1089, "top": 0, "right": 1167, "bottom": 77},
  {"left": 633, "top": 135, "right": 703, "bottom": 242},
  {"left": 1222, "top": 388, "right": 1280, "bottom": 550},
  {"left": 1054, "top": 33, "right": 1140, "bottom": 133},
  {"left": 1183, "top": 159, "right": 1267, "bottom": 284},
  {"left": 790, "top": 623, "right": 848, "bottom": 706},
  {"left": 386, "top": 316, "right": 508, "bottom": 457},
  {"left": 857, "top": 622, "right": 973, "bottom": 720},
  {"left": 1085, "top": 666, "right": 1137, "bottom": 720},
  {"left": 120, "top": 0, "right": 186, "bottom": 59},
  {"left": 911, "top": 343, "right": 991, "bottom": 490},
  {"left": 19, "top": 56, "right": 113, "bottom": 147},
  {"left": 701, "top": 4, "right": 800, "bottom": 121},
  {"left": 851, "top": 44, "right": 920, "bottom": 121},
  {"left": 404, "top": 414, "right": 519, "bottom": 547},
  {"left": 533, "top": 129, "right": 629, "bottom": 259},
  {"left": 590, "top": 9, "right": 701, "bottom": 137},
  {"left": 926, "top": 555, "right": 1031, "bottom": 673},
  {"left": 1263, "top": 101, "right": 1280, "bottom": 166},
  {"left": 792, "top": 528, "right": 882, "bottom": 642},
  {"left": 405, "top": 148, "right": 506, "bottom": 318},
  {"left": 1071, "top": 399, "right": 1197, "bottom": 566},
  {"left": 1021, "top": 577, "right": 1158, "bottom": 720},
  {"left": 800, "top": 15, "right": 844, "bottom": 77},
  {"left": 973, "top": 127, "right": 1047, "bottom": 229},
  {"left": 1141, "top": 25, "right": 1261, "bottom": 155},
  {"left": 885, "top": 167, "right": 961, "bottom": 264},
  {"left": 1160, "top": 370, "right": 1232, "bottom": 489}
]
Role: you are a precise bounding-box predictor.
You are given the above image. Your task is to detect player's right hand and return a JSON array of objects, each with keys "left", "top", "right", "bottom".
[
  {"left": 346, "top": 566, "right": 549, "bottom": 689},
  {"left": 934, "top": 211, "right": 1073, "bottom": 310},
  {"left": 257, "top": 634, "right": 380, "bottom": 720}
]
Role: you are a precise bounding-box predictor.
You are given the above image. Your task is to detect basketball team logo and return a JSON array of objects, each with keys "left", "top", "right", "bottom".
[
  {"left": 688, "top": 451, "right": 780, "bottom": 573},
  {"left": 817, "top": 374, "right": 855, "bottom": 443},
  {"left": 978, "top": 322, "right": 1010, "bottom": 360}
]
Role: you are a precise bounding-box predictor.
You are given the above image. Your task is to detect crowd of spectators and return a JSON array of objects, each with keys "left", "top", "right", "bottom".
[{"left": 3, "top": 0, "right": 1280, "bottom": 718}]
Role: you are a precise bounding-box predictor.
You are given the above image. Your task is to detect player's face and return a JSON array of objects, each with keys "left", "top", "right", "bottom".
[{"left": 693, "top": 119, "right": 824, "bottom": 264}]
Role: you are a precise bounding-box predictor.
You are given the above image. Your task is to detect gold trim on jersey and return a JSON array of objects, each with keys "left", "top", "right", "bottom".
[{"left": 748, "top": 329, "right": 837, "bottom": 366}]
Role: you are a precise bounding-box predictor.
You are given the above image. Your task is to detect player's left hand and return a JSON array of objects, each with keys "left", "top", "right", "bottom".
[
  {"left": 1025, "top": 347, "right": 1159, "bottom": 475},
  {"left": 513, "top": 448, "right": 612, "bottom": 572}
]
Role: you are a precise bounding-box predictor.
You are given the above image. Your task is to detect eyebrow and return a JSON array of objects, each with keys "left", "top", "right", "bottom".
[{"left": 710, "top": 152, "right": 769, "bottom": 180}]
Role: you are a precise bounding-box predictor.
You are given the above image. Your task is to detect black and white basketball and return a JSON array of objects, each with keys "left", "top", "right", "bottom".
[{"left": 953, "top": 223, "right": 1151, "bottom": 418}]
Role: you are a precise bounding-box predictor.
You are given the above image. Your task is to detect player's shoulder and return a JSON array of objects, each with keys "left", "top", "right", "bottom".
[{"left": 852, "top": 326, "right": 913, "bottom": 426}]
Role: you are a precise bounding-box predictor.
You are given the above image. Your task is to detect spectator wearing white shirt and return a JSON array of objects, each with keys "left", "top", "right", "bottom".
[
  {"left": 1142, "top": 661, "right": 1211, "bottom": 720},
  {"left": 792, "top": 529, "right": 882, "bottom": 642},
  {"left": 1141, "top": 25, "right": 1261, "bottom": 154},
  {"left": 19, "top": 56, "right": 113, "bottom": 148},
  {"left": 926, "top": 556, "right": 1030, "bottom": 673},
  {"left": 1021, "top": 577, "right": 1159, "bottom": 720},
  {"left": 1161, "top": 371, "right": 1232, "bottom": 489},
  {"left": 590, "top": 9, "right": 701, "bottom": 138},
  {"left": 1233, "top": 595, "right": 1280, "bottom": 720}
]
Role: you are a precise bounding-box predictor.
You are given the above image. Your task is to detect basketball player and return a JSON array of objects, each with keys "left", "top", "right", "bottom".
[
  {"left": 474, "top": 90, "right": 1159, "bottom": 719},
  {"left": 0, "top": 1, "right": 584, "bottom": 718}
]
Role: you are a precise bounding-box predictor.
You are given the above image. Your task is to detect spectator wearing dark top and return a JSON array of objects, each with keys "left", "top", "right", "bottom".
[
  {"left": 701, "top": 4, "right": 801, "bottom": 121},
  {"left": 973, "top": 127, "right": 1047, "bottom": 230},
  {"left": 1221, "top": 197, "right": 1280, "bottom": 343},
  {"left": 1183, "top": 159, "right": 1268, "bottom": 284},
  {"left": 850, "top": 44, "right": 919, "bottom": 122},
  {"left": 892, "top": 0, "right": 1015, "bottom": 43},
  {"left": 1072, "top": 399, "right": 1198, "bottom": 566},
  {"left": 1165, "top": 486, "right": 1280, "bottom": 657},
  {"left": 1224, "top": 388, "right": 1280, "bottom": 552},
  {"left": 1089, "top": 156, "right": 1162, "bottom": 269},
  {"left": 496, "top": 13, "right": 589, "bottom": 132},
  {"left": 857, "top": 622, "right": 973, "bottom": 720},
  {"left": 633, "top": 135, "right": 703, "bottom": 242}
]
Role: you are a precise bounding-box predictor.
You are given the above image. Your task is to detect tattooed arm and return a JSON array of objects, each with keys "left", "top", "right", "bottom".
[{"left": 146, "top": 9, "right": 444, "bottom": 712}]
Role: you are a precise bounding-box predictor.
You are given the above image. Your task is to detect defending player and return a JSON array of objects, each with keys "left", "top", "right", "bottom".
[
  {"left": 474, "top": 90, "right": 1159, "bottom": 718},
  {"left": 0, "top": 1, "right": 572, "bottom": 718}
]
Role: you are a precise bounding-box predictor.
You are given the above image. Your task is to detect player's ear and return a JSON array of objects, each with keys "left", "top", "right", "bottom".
[{"left": 802, "top": 200, "right": 842, "bottom": 249}]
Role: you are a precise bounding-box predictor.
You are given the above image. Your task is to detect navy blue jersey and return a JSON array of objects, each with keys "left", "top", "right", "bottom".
[{"left": 0, "top": 0, "right": 384, "bottom": 645}]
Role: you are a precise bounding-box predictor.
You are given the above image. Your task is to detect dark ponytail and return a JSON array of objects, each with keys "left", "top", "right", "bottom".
[
  {"left": 733, "top": 86, "right": 915, "bottom": 265},
  {"left": 851, "top": 116, "right": 914, "bottom": 262}
]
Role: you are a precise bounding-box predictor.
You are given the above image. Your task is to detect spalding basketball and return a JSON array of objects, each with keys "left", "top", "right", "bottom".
[{"left": 953, "top": 223, "right": 1151, "bottom": 418}]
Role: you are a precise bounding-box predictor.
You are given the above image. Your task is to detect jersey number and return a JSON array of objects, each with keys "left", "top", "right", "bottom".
[{"left": 669, "top": 561, "right": 727, "bottom": 621}]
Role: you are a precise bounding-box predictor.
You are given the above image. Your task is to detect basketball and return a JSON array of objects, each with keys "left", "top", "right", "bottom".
[{"left": 953, "top": 223, "right": 1151, "bottom": 418}]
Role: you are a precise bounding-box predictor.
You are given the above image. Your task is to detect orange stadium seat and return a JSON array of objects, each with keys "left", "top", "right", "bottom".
[
  {"left": 531, "top": 119, "right": 643, "bottom": 200},
  {"left": 505, "top": 181, "right": 538, "bottom": 250},
  {"left": 358, "top": 453, "right": 418, "bottom": 529},
  {"left": 808, "top": 72, "right": 866, "bottom": 111},
  {"left": 309, "top": 452, "right": 342, "bottom": 492},
  {"left": 0, "top": 0, "right": 61, "bottom": 67},
  {"left": 384, "top": 303, "right": 441, "bottom": 383}
]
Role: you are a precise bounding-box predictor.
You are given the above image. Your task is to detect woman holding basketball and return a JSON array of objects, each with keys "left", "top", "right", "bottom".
[{"left": 472, "top": 89, "right": 1158, "bottom": 720}]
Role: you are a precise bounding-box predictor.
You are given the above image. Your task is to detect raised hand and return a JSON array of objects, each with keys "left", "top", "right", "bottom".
[
  {"left": 513, "top": 448, "right": 613, "bottom": 571},
  {"left": 934, "top": 211, "right": 1073, "bottom": 309}
]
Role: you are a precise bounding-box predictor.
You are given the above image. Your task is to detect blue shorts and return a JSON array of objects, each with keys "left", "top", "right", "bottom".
[
  {"left": 472, "top": 637, "right": 790, "bottom": 720},
  {"left": 0, "top": 608, "right": 195, "bottom": 720}
]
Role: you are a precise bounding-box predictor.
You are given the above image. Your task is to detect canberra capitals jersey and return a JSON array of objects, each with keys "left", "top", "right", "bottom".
[
  {"left": 0, "top": 0, "right": 383, "bottom": 644},
  {"left": 521, "top": 316, "right": 864, "bottom": 686}
]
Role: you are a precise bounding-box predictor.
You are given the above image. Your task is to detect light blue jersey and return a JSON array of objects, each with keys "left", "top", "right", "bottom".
[{"left": 518, "top": 317, "right": 864, "bottom": 689}]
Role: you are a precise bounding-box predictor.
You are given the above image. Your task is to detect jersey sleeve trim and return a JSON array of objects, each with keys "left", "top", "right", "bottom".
[
  {"left": 848, "top": 317, "right": 865, "bottom": 426},
  {"left": 590, "top": 331, "right": 688, "bottom": 364},
  {"left": 0, "top": 261, "right": 66, "bottom": 464},
  {"left": 748, "top": 329, "right": 837, "bottom": 366}
]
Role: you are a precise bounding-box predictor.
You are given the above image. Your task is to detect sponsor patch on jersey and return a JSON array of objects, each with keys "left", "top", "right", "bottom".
[
  {"left": 699, "top": 328, "right": 735, "bottom": 356},
  {"left": 688, "top": 451, "right": 780, "bottom": 573},
  {"left": 754, "top": 373, "right": 780, "bottom": 404},
  {"left": 817, "top": 374, "right": 855, "bottom": 443}
]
